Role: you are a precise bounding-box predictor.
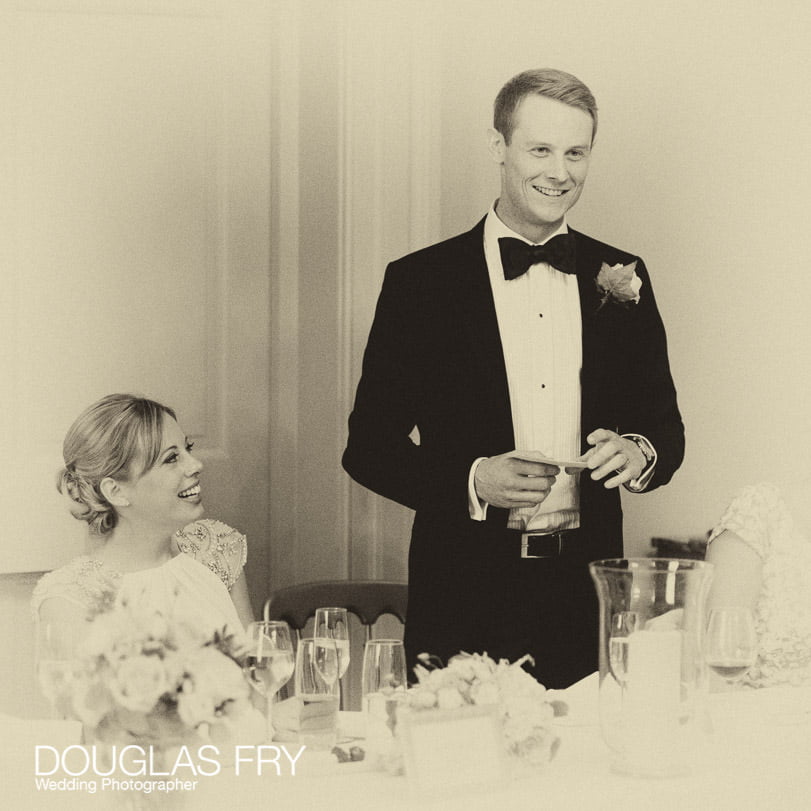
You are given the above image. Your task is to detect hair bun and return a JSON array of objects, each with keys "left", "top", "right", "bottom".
[{"left": 57, "top": 466, "right": 115, "bottom": 535}]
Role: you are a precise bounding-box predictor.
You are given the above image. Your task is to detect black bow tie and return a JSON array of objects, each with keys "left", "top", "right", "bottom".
[{"left": 499, "top": 234, "right": 576, "bottom": 280}]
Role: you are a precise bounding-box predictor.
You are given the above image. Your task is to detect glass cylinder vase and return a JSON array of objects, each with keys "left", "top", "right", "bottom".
[{"left": 589, "top": 557, "right": 714, "bottom": 777}]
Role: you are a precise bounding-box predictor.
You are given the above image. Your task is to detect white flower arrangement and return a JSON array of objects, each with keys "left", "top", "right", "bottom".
[
  {"left": 401, "top": 652, "right": 565, "bottom": 769},
  {"left": 41, "top": 592, "right": 265, "bottom": 753}
]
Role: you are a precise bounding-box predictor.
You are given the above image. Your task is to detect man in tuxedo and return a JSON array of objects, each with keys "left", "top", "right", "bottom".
[{"left": 342, "top": 68, "right": 684, "bottom": 688}]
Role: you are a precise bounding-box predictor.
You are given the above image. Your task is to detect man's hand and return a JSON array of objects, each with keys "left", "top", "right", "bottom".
[
  {"left": 583, "top": 429, "right": 646, "bottom": 489},
  {"left": 474, "top": 452, "right": 561, "bottom": 509}
]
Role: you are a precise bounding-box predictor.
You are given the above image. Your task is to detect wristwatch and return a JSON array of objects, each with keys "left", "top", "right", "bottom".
[{"left": 621, "top": 433, "right": 657, "bottom": 492}]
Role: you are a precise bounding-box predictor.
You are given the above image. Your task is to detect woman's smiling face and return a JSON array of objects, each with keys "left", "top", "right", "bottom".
[{"left": 118, "top": 417, "right": 204, "bottom": 532}]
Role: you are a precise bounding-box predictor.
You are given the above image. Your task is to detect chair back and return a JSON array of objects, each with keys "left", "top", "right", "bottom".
[{"left": 263, "top": 580, "right": 408, "bottom": 710}]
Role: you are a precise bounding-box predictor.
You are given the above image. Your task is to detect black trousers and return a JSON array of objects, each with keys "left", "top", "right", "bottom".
[{"left": 403, "top": 518, "right": 621, "bottom": 689}]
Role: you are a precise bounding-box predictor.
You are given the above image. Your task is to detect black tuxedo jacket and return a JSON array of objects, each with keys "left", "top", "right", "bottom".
[{"left": 343, "top": 218, "right": 684, "bottom": 685}]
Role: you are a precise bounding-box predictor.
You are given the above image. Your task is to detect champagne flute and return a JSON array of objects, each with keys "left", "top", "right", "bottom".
[
  {"left": 361, "top": 639, "right": 407, "bottom": 755},
  {"left": 244, "top": 621, "right": 295, "bottom": 741},
  {"left": 314, "top": 607, "right": 350, "bottom": 680},
  {"left": 704, "top": 607, "right": 757, "bottom": 686},
  {"left": 314, "top": 607, "right": 350, "bottom": 707}
]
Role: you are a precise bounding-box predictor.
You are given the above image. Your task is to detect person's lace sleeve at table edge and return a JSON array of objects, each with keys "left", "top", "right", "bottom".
[{"left": 707, "top": 481, "right": 786, "bottom": 560}]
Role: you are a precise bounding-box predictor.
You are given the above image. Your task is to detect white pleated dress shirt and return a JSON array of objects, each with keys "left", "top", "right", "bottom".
[{"left": 469, "top": 207, "right": 583, "bottom": 532}]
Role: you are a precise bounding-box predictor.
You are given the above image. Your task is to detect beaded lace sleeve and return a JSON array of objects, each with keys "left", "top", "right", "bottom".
[
  {"left": 707, "top": 482, "right": 786, "bottom": 560},
  {"left": 174, "top": 518, "right": 248, "bottom": 591},
  {"left": 31, "top": 557, "right": 120, "bottom": 621}
]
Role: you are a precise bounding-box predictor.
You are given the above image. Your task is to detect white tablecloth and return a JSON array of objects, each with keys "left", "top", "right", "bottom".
[{"left": 5, "top": 676, "right": 811, "bottom": 810}]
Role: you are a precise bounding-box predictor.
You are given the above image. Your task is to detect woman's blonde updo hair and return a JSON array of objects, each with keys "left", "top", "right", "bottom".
[{"left": 57, "top": 394, "right": 177, "bottom": 536}]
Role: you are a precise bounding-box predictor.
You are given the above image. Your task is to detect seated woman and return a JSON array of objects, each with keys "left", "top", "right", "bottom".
[
  {"left": 706, "top": 480, "right": 811, "bottom": 687},
  {"left": 32, "top": 393, "right": 254, "bottom": 639}
]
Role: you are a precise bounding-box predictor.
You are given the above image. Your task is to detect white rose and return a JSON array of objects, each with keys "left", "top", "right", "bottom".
[
  {"left": 71, "top": 677, "right": 115, "bottom": 728},
  {"left": 209, "top": 700, "right": 266, "bottom": 747},
  {"left": 177, "top": 647, "right": 248, "bottom": 727},
  {"left": 409, "top": 689, "right": 437, "bottom": 709},
  {"left": 436, "top": 687, "right": 464, "bottom": 710},
  {"left": 110, "top": 655, "right": 169, "bottom": 713},
  {"left": 471, "top": 680, "right": 500, "bottom": 706},
  {"left": 629, "top": 271, "right": 642, "bottom": 300},
  {"left": 177, "top": 687, "right": 214, "bottom": 728}
]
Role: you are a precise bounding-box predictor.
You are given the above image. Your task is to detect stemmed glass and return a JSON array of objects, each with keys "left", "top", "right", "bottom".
[
  {"left": 314, "top": 607, "right": 350, "bottom": 705},
  {"left": 704, "top": 607, "right": 758, "bottom": 687},
  {"left": 244, "top": 621, "right": 295, "bottom": 741},
  {"left": 35, "top": 619, "right": 82, "bottom": 717},
  {"left": 361, "top": 639, "right": 407, "bottom": 757}
]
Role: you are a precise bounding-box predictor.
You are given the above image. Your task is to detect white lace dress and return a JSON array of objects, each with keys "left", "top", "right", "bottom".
[
  {"left": 708, "top": 482, "right": 811, "bottom": 688},
  {"left": 31, "top": 519, "right": 247, "bottom": 638}
]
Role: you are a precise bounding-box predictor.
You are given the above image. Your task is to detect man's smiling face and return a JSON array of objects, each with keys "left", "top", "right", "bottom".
[{"left": 489, "top": 94, "right": 593, "bottom": 243}]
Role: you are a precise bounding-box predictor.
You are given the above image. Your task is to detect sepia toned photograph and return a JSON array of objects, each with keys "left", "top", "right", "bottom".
[{"left": 1, "top": 0, "right": 809, "bottom": 807}]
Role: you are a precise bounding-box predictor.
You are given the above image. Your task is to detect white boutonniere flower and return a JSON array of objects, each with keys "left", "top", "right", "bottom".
[{"left": 595, "top": 261, "right": 642, "bottom": 309}]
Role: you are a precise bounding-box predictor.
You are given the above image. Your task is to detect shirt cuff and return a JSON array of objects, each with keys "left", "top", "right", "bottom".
[
  {"left": 468, "top": 457, "right": 489, "bottom": 521},
  {"left": 621, "top": 433, "right": 657, "bottom": 493}
]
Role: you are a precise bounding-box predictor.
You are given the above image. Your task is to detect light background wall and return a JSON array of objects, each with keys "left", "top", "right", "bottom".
[
  {"left": 2, "top": 0, "right": 809, "bottom": 718},
  {"left": 1, "top": 0, "right": 276, "bottom": 717}
]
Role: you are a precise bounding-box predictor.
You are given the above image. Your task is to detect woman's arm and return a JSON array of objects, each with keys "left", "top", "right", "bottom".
[
  {"left": 229, "top": 571, "right": 255, "bottom": 629},
  {"left": 705, "top": 529, "right": 763, "bottom": 610}
]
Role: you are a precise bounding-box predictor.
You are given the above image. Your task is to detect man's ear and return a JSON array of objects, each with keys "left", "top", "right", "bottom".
[
  {"left": 100, "top": 477, "right": 130, "bottom": 508},
  {"left": 487, "top": 127, "right": 506, "bottom": 164}
]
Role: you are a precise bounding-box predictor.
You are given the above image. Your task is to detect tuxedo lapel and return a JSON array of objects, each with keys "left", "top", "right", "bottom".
[
  {"left": 451, "top": 220, "right": 515, "bottom": 453},
  {"left": 572, "top": 228, "right": 633, "bottom": 445},
  {"left": 571, "top": 228, "right": 604, "bottom": 317}
]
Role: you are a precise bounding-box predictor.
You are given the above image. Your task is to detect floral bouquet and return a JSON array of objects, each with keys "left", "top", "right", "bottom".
[
  {"left": 382, "top": 652, "right": 565, "bottom": 775},
  {"left": 40, "top": 592, "right": 265, "bottom": 760}
]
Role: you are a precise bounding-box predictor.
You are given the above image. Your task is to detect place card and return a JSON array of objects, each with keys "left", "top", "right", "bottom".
[{"left": 398, "top": 704, "right": 508, "bottom": 798}]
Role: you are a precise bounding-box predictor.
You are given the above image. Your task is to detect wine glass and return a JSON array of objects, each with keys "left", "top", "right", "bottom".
[
  {"left": 608, "top": 610, "right": 639, "bottom": 689},
  {"left": 704, "top": 607, "right": 757, "bottom": 687},
  {"left": 314, "top": 607, "right": 350, "bottom": 704},
  {"left": 35, "top": 619, "right": 81, "bottom": 717},
  {"left": 244, "top": 621, "right": 295, "bottom": 741},
  {"left": 361, "top": 639, "right": 407, "bottom": 756}
]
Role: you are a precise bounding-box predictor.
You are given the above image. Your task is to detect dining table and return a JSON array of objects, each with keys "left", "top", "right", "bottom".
[{"left": 5, "top": 673, "right": 810, "bottom": 810}]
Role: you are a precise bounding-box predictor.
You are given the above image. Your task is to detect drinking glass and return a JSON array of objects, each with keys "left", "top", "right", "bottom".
[
  {"left": 314, "top": 606, "right": 350, "bottom": 708},
  {"left": 35, "top": 619, "right": 82, "bottom": 716},
  {"left": 704, "top": 607, "right": 757, "bottom": 686},
  {"left": 244, "top": 621, "right": 295, "bottom": 742},
  {"left": 314, "top": 607, "right": 350, "bottom": 680},
  {"left": 361, "top": 639, "right": 407, "bottom": 763},
  {"left": 295, "top": 637, "right": 340, "bottom": 749}
]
